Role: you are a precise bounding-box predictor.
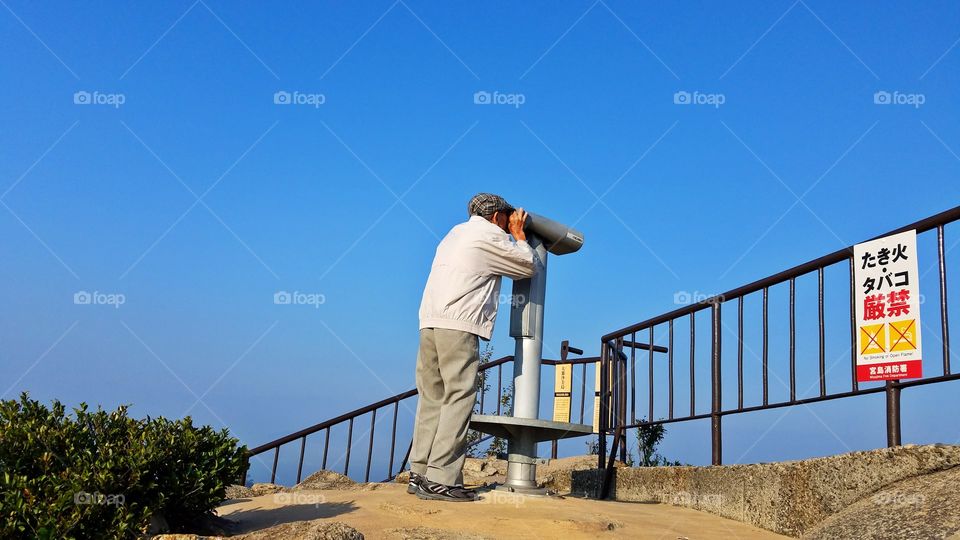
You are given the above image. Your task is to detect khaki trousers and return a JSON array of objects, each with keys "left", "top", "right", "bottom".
[{"left": 409, "top": 328, "right": 479, "bottom": 486}]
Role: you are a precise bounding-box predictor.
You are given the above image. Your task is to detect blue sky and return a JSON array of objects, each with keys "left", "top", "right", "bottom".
[{"left": 2, "top": 0, "right": 959, "bottom": 482}]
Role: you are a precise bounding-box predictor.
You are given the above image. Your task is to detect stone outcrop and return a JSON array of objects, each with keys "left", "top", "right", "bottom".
[
  {"left": 572, "top": 444, "right": 960, "bottom": 538},
  {"left": 151, "top": 520, "right": 363, "bottom": 540},
  {"left": 801, "top": 465, "right": 960, "bottom": 539},
  {"left": 293, "top": 470, "right": 357, "bottom": 491},
  {"left": 224, "top": 470, "right": 361, "bottom": 502},
  {"left": 394, "top": 454, "right": 622, "bottom": 492}
]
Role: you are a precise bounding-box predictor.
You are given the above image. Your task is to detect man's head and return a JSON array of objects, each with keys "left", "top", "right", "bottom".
[{"left": 467, "top": 193, "right": 515, "bottom": 233}]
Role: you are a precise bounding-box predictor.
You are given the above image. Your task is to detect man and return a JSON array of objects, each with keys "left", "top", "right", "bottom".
[{"left": 409, "top": 193, "right": 538, "bottom": 502}]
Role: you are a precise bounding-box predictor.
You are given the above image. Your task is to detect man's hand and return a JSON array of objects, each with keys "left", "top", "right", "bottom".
[{"left": 508, "top": 208, "right": 528, "bottom": 242}]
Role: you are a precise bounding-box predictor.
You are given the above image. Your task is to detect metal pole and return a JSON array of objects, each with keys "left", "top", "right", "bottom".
[
  {"left": 938, "top": 225, "right": 951, "bottom": 375},
  {"left": 711, "top": 301, "right": 722, "bottom": 465},
  {"left": 886, "top": 381, "right": 901, "bottom": 447},
  {"left": 598, "top": 341, "right": 608, "bottom": 470},
  {"left": 510, "top": 236, "right": 547, "bottom": 420},
  {"left": 505, "top": 234, "right": 548, "bottom": 490}
]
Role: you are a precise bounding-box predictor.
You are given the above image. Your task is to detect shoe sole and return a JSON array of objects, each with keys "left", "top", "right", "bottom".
[{"left": 415, "top": 487, "right": 477, "bottom": 502}]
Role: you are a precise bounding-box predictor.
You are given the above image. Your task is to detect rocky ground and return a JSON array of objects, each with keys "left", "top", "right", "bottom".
[
  {"left": 207, "top": 482, "right": 786, "bottom": 539},
  {"left": 153, "top": 455, "right": 780, "bottom": 539},
  {"left": 392, "top": 454, "right": 623, "bottom": 495},
  {"left": 152, "top": 450, "right": 960, "bottom": 539},
  {"left": 801, "top": 465, "right": 960, "bottom": 539}
]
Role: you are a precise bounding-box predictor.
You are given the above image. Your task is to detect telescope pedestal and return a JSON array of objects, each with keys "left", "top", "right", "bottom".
[
  {"left": 467, "top": 232, "right": 591, "bottom": 494},
  {"left": 469, "top": 415, "right": 593, "bottom": 494}
]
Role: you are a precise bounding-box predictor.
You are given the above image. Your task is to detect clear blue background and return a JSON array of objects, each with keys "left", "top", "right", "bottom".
[{"left": 2, "top": 0, "right": 958, "bottom": 483}]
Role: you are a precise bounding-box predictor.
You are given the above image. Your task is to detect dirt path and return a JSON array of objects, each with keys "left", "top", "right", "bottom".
[{"left": 218, "top": 483, "right": 790, "bottom": 539}]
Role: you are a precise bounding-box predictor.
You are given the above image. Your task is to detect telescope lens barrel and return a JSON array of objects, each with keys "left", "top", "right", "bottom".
[{"left": 523, "top": 212, "right": 584, "bottom": 255}]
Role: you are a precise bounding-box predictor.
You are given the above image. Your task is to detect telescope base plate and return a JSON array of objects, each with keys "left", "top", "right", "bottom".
[{"left": 469, "top": 414, "right": 593, "bottom": 442}]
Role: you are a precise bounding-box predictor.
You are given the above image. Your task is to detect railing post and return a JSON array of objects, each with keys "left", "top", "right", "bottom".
[
  {"left": 296, "top": 436, "right": 306, "bottom": 483},
  {"left": 886, "top": 381, "right": 901, "bottom": 447},
  {"left": 271, "top": 446, "right": 279, "bottom": 483},
  {"left": 711, "top": 301, "right": 722, "bottom": 466},
  {"left": 616, "top": 337, "right": 627, "bottom": 463},
  {"left": 938, "top": 225, "right": 951, "bottom": 375},
  {"left": 598, "top": 341, "right": 608, "bottom": 470}
]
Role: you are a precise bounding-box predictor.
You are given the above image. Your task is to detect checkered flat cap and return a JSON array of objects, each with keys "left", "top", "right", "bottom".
[{"left": 468, "top": 193, "right": 514, "bottom": 217}]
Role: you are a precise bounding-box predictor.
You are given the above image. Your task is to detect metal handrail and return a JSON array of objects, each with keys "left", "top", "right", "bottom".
[
  {"left": 242, "top": 343, "right": 620, "bottom": 486},
  {"left": 603, "top": 205, "right": 960, "bottom": 342},
  {"left": 597, "top": 204, "right": 960, "bottom": 497}
]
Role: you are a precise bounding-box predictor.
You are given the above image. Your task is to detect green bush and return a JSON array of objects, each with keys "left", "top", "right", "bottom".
[{"left": 0, "top": 393, "right": 248, "bottom": 539}]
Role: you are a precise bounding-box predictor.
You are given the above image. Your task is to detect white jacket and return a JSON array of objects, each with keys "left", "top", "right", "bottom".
[{"left": 419, "top": 216, "right": 537, "bottom": 340}]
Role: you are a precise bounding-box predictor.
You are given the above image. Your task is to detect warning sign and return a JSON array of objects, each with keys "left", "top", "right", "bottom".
[
  {"left": 552, "top": 363, "right": 572, "bottom": 423},
  {"left": 853, "top": 229, "right": 922, "bottom": 382}
]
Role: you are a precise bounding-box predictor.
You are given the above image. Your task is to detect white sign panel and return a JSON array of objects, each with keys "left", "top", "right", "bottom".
[{"left": 853, "top": 229, "right": 922, "bottom": 382}]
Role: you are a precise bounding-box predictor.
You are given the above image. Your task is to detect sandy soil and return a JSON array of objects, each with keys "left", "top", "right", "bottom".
[{"left": 217, "top": 482, "right": 790, "bottom": 539}]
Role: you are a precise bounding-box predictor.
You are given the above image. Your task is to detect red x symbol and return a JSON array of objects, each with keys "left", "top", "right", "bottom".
[
  {"left": 890, "top": 320, "right": 916, "bottom": 350},
  {"left": 861, "top": 325, "right": 884, "bottom": 354}
]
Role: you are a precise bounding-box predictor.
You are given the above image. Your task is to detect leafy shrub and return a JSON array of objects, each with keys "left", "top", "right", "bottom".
[
  {"left": 0, "top": 393, "right": 247, "bottom": 539},
  {"left": 634, "top": 419, "right": 682, "bottom": 466}
]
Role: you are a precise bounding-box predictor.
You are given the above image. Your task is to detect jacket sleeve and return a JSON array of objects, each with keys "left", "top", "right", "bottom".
[{"left": 478, "top": 234, "right": 537, "bottom": 280}]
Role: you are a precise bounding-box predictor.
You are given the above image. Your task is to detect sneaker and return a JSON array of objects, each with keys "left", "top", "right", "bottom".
[
  {"left": 407, "top": 471, "right": 423, "bottom": 494},
  {"left": 416, "top": 478, "right": 478, "bottom": 502}
]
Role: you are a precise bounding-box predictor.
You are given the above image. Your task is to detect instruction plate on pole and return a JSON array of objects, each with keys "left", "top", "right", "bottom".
[
  {"left": 592, "top": 362, "right": 601, "bottom": 433},
  {"left": 552, "top": 363, "right": 572, "bottom": 423},
  {"left": 853, "top": 229, "right": 923, "bottom": 382}
]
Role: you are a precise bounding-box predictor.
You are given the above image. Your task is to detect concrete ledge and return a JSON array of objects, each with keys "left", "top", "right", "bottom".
[{"left": 571, "top": 444, "right": 960, "bottom": 538}]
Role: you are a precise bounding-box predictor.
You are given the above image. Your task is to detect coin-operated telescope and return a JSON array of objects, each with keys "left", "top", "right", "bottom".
[
  {"left": 524, "top": 212, "right": 584, "bottom": 255},
  {"left": 471, "top": 211, "right": 591, "bottom": 495}
]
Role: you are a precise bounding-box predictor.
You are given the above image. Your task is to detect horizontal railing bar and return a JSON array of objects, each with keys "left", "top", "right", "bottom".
[
  {"left": 542, "top": 356, "right": 600, "bottom": 366},
  {"left": 618, "top": 372, "right": 960, "bottom": 430},
  {"left": 892, "top": 371, "right": 960, "bottom": 389},
  {"left": 249, "top": 388, "right": 418, "bottom": 455},
  {"left": 478, "top": 355, "right": 513, "bottom": 369},
  {"left": 620, "top": 340, "right": 669, "bottom": 353},
  {"left": 603, "top": 204, "right": 960, "bottom": 341},
  {"left": 251, "top": 355, "right": 516, "bottom": 455}
]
